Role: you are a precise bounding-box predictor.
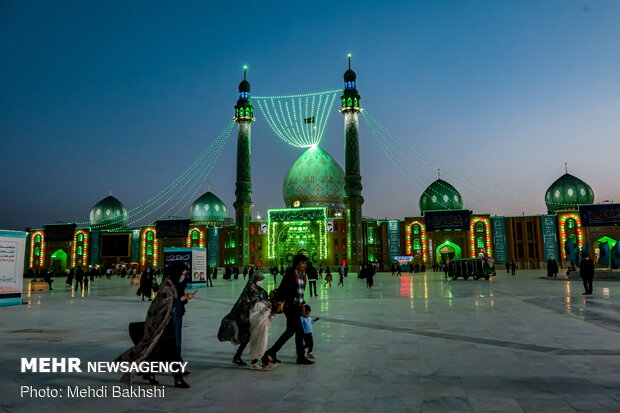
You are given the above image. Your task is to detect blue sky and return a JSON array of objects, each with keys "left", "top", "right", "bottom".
[{"left": 2, "top": 0, "right": 619, "bottom": 230}]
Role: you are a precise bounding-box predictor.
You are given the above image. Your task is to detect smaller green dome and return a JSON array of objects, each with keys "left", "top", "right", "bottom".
[
  {"left": 545, "top": 173, "right": 594, "bottom": 213},
  {"left": 189, "top": 191, "right": 228, "bottom": 225},
  {"left": 89, "top": 195, "right": 129, "bottom": 229},
  {"left": 419, "top": 179, "right": 463, "bottom": 214}
]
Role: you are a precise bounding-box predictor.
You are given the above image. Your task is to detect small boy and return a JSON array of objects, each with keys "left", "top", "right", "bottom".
[{"left": 301, "top": 304, "right": 319, "bottom": 359}]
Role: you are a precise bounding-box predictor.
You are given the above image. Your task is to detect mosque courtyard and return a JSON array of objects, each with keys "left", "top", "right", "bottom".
[{"left": 2, "top": 271, "right": 620, "bottom": 413}]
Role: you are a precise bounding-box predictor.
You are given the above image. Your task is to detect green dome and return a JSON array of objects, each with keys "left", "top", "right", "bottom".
[
  {"left": 419, "top": 179, "right": 463, "bottom": 214},
  {"left": 545, "top": 173, "right": 594, "bottom": 213},
  {"left": 89, "top": 195, "right": 129, "bottom": 229},
  {"left": 189, "top": 191, "right": 228, "bottom": 225},
  {"left": 283, "top": 145, "right": 345, "bottom": 210}
]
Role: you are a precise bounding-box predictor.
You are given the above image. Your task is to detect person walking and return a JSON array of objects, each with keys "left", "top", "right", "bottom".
[
  {"left": 117, "top": 261, "right": 195, "bottom": 388},
  {"left": 580, "top": 253, "right": 595, "bottom": 295},
  {"left": 262, "top": 254, "right": 314, "bottom": 365},
  {"left": 218, "top": 269, "right": 269, "bottom": 366},
  {"left": 306, "top": 262, "right": 318, "bottom": 297},
  {"left": 301, "top": 304, "right": 319, "bottom": 359},
  {"left": 323, "top": 267, "right": 333, "bottom": 287},
  {"left": 510, "top": 261, "right": 516, "bottom": 276},
  {"left": 75, "top": 266, "right": 85, "bottom": 289},
  {"left": 139, "top": 265, "right": 153, "bottom": 301},
  {"left": 338, "top": 269, "right": 344, "bottom": 286}
]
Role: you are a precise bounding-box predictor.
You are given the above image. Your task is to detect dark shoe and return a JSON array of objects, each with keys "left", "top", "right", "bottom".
[
  {"left": 297, "top": 357, "right": 315, "bottom": 365},
  {"left": 174, "top": 378, "right": 190, "bottom": 388},
  {"left": 142, "top": 374, "right": 159, "bottom": 385},
  {"left": 182, "top": 370, "right": 191, "bottom": 376},
  {"left": 232, "top": 357, "right": 247, "bottom": 366}
]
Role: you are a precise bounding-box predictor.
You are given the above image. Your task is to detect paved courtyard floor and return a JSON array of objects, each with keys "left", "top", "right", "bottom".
[{"left": 2, "top": 270, "right": 620, "bottom": 413}]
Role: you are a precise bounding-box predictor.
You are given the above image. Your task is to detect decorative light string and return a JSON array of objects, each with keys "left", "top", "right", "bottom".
[
  {"left": 254, "top": 90, "right": 338, "bottom": 148},
  {"left": 362, "top": 110, "right": 550, "bottom": 213},
  {"left": 78, "top": 121, "right": 234, "bottom": 229},
  {"left": 363, "top": 110, "right": 503, "bottom": 215}
]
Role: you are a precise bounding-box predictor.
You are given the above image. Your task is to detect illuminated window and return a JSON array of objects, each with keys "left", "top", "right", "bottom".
[
  {"left": 354, "top": 98, "right": 358, "bottom": 106},
  {"left": 77, "top": 246, "right": 82, "bottom": 255},
  {"left": 413, "top": 224, "right": 420, "bottom": 235},
  {"left": 78, "top": 234, "right": 83, "bottom": 242},
  {"left": 147, "top": 231, "right": 154, "bottom": 241},
  {"left": 477, "top": 237, "right": 485, "bottom": 249},
  {"left": 251, "top": 225, "right": 255, "bottom": 235},
  {"left": 333, "top": 222, "right": 338, "bottom": 232},
  {"left": 347, "top": 97, "right": 352, "bottom": 106},
  {"left": 35, "top": 247, "right": 40, "bottom": 256},
  {"left": 333, "top": 238, "right": 338, "bottom": 249},
  {"left": 36, "top": 235, "right": 41, "bottom": 243},
  {"left": 567, "top": 219, "right": 575, "bottom": 229},
  {"left": 250, "top": 255, "right": 255, "bottom": 264},
  {"left": 250, "top": 239, "right": 255, "bottom": 251},
  {"left": 476, "top": 222, "right": 484, "bottom": 233},
  {"left": 413, "top": 239, "right": 421, "bottom": 250},
  {"left": 147, "top": 245, "right": 153, "bottom": 255},
  {"left": 341, "top": 239, "right": 346, "bottom": 249},
  {"left": 192, "top": 230, "right": 199, "bottom": 240},
  {"left": 569, "top": 234, "right": 576, "bottom": 243}
]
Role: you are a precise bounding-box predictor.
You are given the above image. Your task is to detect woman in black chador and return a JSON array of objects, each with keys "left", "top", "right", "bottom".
[
  {"left": 117, "top": 261, "right": 195, "bottom": 388},
  {"left": 218, "top": 270, "right": 269, "bottom": 366}
]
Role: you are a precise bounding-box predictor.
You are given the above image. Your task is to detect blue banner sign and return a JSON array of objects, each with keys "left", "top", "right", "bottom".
[
  {"left": 207, "top": 227, "right": 219, "bottom": 268},
  {"left": 387, "top": 220, "right": 401, "bottom": 262},
  {"left": 541, "top": 215, "right": 559, "bottom": 261},
  {"left": 580, "top": 204, "right": 620, "bottom": 227},
  {"left": 424, "top": 210, "right": 470, "bottom": 231},
  {"left": 89, "top": 230, "right": 100, "bottom": 266},
  {"left": 130, "top": 230, "right": 141, "bottom": 263},
  {"left": 491, "top": 217, "right": 507, "bottom": 264}
]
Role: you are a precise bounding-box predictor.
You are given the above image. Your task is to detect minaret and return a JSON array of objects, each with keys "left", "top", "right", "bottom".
[
  {"left": 340, "top": 55, "right": 364, "bottom": 267},
  {"left": 233, "top": 67, "right": 254, "bottom": 266}
]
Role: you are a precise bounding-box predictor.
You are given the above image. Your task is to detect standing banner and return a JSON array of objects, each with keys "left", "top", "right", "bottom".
[
  {"left": 491, "top": 217, "right": 507, "bottom": 264},
  {"left": 89, "top": 230, "right": 100, "bottom": 267},
  {"left": 0, "top": 230, "right": 27, "bottom": 307},
  {"left": 207, "top": 227, "right": 219, "bottom": 268},
  {"left": 163, "top": 247, "right": 207, "bottom": 288},
  {"left": 387, "top": 220, "right": 401, "bottom": 263},
  {"left": 130, "top": 230, "right": 141, "bottom": 264},
  {"left": 541, "top": 215, "right": 559, "bottom": 261}
]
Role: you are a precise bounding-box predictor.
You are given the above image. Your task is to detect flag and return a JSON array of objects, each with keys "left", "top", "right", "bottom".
[{"left": 304, "top": 117, "right": 315, "bottom": 124}]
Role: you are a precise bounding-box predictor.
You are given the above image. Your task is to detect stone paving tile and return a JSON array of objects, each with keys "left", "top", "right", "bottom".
[{"left": 3, "top": 271, "right": 620, "bottom": 412}]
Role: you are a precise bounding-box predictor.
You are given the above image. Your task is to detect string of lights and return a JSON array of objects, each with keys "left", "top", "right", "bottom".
[
  {"left": 254, "top": 90, "right": 338, "bottom": 148},
  {"left": 362, "top": 110, "right": 547, "bottom": 213},
  {"left": 79, "top": 121, "right": 234, "bottom": 229},
  {"left": 363, "top": 111, "right": 504, "bottom": 215}
]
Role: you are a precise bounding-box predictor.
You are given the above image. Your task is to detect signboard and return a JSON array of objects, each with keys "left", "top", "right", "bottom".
[
  {"left": 268, "top": 208, "right": 326, "bottom": 223},
  {"left": 387, "top": 220, "right": 401, "bottom": 263},
  {"left": 207, "top": 227, "right": 219, "bottom": 268},
  {"left": 0, "top": 230, "right": 27, "bottom": 307},
  {"left": 541, "top": 215, "right": 559, "bottom": 261},
  {"left": 580, "top": 204, "right": 620, "bottom": 227},
  {"left": 156, "top": 219, "right": 191, "bottom": 238},
  {"left": 43, "top": 224, "right": 77, "bottom": 242},
  {"left": 130, "top": 229, "right": 141, "bottom": 263},
  {"left": 163, "top": 247, "right": 207, "bottom": 287},
  {"left": 424, "top": 210, "right": 470, "bottom": 231},
  {"left": 491, "top": 217, "right": 507, "bottom": 264},
  {"left": 89, "top": 230, "right": 100, "bottom": 266}
]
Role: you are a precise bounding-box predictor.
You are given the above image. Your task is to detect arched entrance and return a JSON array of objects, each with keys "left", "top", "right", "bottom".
[
  {"left": 276, "top": 224, "right": 320, "bottom": 266},
  {"left": 436, "top": 241, "right": 461, "bottom": 264},
  {"left": 51, "top": 249, "right": 67, "bottom": 273},
  {"left": 594, "top": 236, "right": 617, "bottom": 266}
]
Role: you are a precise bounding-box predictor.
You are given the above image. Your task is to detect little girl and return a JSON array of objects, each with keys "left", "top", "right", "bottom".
[{"left": 248, "top": 300, "right": 275, "bottom": 369}]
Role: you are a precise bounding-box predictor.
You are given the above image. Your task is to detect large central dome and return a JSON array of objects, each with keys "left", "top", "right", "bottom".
[
  {"left": 282, "top": 145, "right": 345, "bottom": 211},
  {"left": 545, "top": 173, "right": 594, "bottom": 213}
]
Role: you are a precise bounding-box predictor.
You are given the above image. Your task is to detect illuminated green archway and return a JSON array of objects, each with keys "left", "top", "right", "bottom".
[
  {"left": 276, "top": 223, "right": 320, "bottom": 266},
  {"left": 594, "top": 236, "right": 617, "bottom": 250},
  {"left": 50, "top": 249, "right": 67, "bottom": 273},
  {"left": 436, "top": 241, "right": 462, "bottom": 263}
]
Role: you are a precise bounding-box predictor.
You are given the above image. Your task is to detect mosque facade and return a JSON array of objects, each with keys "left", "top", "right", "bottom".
[{"left": 25, "top": 65, "right": 620, "bottom": 273}]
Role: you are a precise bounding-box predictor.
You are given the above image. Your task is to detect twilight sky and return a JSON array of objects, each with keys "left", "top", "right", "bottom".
[{"left": 2, "top": 0, "right": 620, "bottom": 230}]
